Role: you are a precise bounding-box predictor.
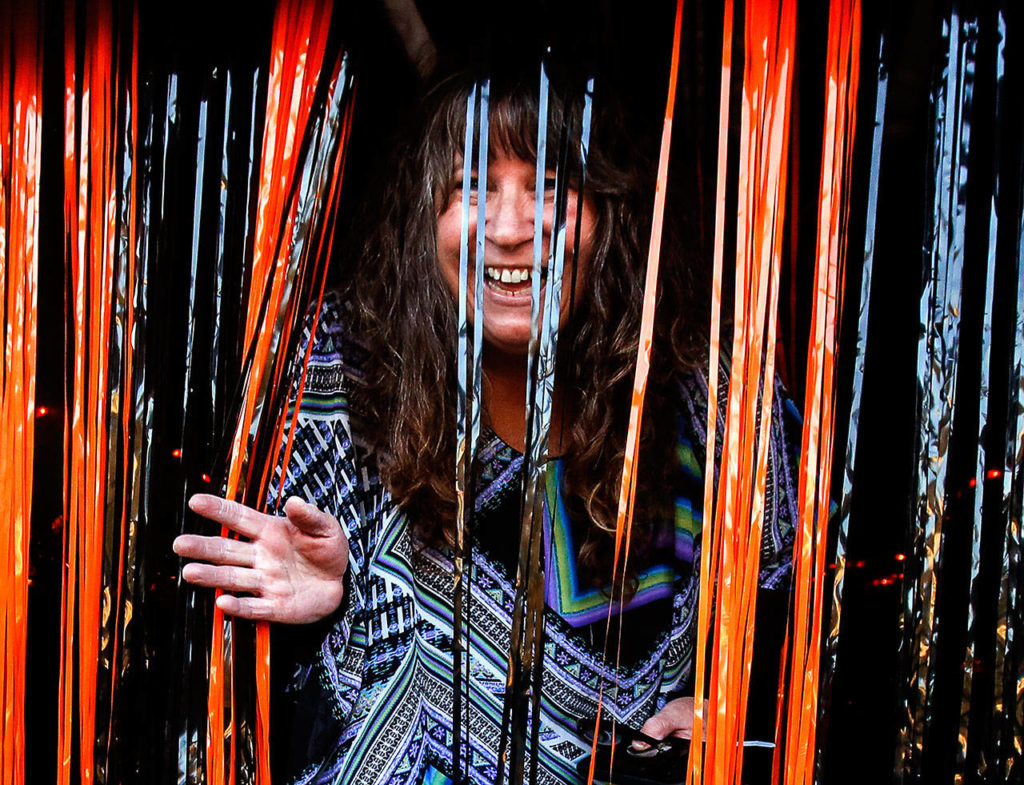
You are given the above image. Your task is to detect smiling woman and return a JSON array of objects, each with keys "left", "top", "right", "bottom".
[
  {"left": 174, "top": 67, "right": 802, "bottom": 785},
  {"left": 349, "top": 70, "right": 712, "bottom": 550},
  {"left": 435, "top": 154, "right": 596, "bottom": 356}
]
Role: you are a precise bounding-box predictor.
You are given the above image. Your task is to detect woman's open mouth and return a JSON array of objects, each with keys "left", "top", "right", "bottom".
[{"left": 484, "top": 266, "right": 547, "bottom": 296}]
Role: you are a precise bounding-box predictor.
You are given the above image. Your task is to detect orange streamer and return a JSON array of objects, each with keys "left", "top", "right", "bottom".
[
  {"left": 609, "top": 0, "right": 684, "bottom": 587},
  {"left": 587, "top": 1, "right": 684, "bottom": 781},
  {"left": 688, "top": 0, "right": 733, "bottom": 779},
  {"left": 105, "top": 8, "right": 139, "bottom": 768},
  {"left": 57, "top": 0, "right": 81, "bottom": 778},
  {"left": 782, "top": 2, "right": 860, "bottom": 783},
  {"left": 206, "top": 2, "right": 345, "bottom": 783},
  {"left": 0, "top": 3, "right": 42, "bottom": 783},
  {"left": 61, "top": 2, "right": 107, "bottom": 783},
  {"left": 57, "top": 2, "right": 138, "bottom": 783},
  {"left": 689, "top": 1, "right": 797, "bottom": 784}
]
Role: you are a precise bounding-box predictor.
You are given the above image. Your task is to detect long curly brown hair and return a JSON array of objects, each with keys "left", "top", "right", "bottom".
[{"left": 348, "top": 68, "right": 708, "bottom": 585}]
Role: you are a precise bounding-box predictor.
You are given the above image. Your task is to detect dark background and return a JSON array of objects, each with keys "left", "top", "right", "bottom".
[{"left": 23, "top": 0, "right": 1024, "bottom": 783}]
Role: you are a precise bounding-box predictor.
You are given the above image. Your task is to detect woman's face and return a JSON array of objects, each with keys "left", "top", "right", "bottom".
[{"left": 435, "top": 153, "right": 597, "bottom": 356}]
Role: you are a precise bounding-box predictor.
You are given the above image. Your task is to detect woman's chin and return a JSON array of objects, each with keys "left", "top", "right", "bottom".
[{"left": 481, "top": 328, "right": 533, "bottom": 359}]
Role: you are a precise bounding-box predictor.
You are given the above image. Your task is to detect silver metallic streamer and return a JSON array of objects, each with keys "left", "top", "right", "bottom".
[
  {"left": 179, "top": 74, "right": 214, "bottom": 785},
  {"left": 499, "top": 58, "right": 552, "bottom": 785},
  {"left": 900, "top": 6, "right": 977, "bottom": 777},
  {"left": 956, "top": 9, "right": 1005, "bottom": 782},
  {"left": 993, "top": 76, "right": 1024, "bottom": 780},
  {"left": 96, "top": 56, "right": 138, "bottom": 781},
  {"left": 451, "top": 77, "right": 488, "bottom": 784},
  {"left": 234, "top": 55, "right": 351, "bottom": 498},
  {"left": 472, "top": 83, "right": 488, "bottom": 472},
  {"left": 449, "top": 82, "right": 474, "bottom": 780},
  {"left": 818, "top": 26, "right": 888, "bottom": 785},
  {"left": 211, "top": 70, "right": 232, "bottom": 425},
  {"left": 239, "top": 69, "right": 262, "bottom": 343}
]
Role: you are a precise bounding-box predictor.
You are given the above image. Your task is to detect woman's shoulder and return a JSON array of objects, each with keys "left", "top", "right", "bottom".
[
  {"left": 298, "top": 288, "right": 371, "bottom": 390},
  {"left": 672, "top": 345, "right": 801, "bottom": 444}
]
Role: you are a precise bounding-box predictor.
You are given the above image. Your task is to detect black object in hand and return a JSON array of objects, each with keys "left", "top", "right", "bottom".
[{"left": 574, "top": 718, "right": 688, "bottom": 785}]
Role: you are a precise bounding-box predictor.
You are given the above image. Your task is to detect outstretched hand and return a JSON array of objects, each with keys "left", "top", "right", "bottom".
[{"left": 173, "top": 494, "right": 348, "bottom": 624}]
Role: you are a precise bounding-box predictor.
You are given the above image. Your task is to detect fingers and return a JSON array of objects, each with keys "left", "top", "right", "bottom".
[
  {"left": 181, "top": 562, "right": 263, "bottom": 593},
  {"left": 215, "top": 594, "right": 277, "bottom": 621},
  {"left": 173, "top": 533, "right": 255, "bottom": 566},
  {"left": 283, "top": 496, "right": 342, "bottom": 538},
  {"left": 188, "top": 494, "right": 265, "bottom": 539}
]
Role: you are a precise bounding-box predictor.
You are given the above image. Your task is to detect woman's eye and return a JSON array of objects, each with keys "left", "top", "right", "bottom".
[
  {"left": 544, "top": 176, "right": 558, "bottom": 191},
  {"left": 451, "top": 174, "right": 479, "bottom": 191}
]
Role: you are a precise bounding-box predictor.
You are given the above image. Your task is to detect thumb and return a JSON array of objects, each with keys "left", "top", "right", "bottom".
[
  {"left": 283, "top": 496, "right": 340, "bottom": 537},
  {"left": 640, "top": 712, "right": 677, "bottom": 742}
]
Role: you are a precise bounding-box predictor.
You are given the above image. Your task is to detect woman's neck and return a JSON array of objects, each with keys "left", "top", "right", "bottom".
[{"left": 482, "top": 348, "right": 571, "bottom": 455}]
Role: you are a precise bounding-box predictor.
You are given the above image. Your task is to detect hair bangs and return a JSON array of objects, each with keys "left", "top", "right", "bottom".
[{"left": 426, "top": 75, "right": 587, "bottom": 206}]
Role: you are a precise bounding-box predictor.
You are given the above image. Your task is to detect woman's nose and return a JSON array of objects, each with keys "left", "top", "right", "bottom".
[{"left": 483, "top": 187, "right": 536, "bottom": 250}]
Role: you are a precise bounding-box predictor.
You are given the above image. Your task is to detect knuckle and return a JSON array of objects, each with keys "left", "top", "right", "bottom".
[
  {"left": 236, "top": 504, "right": 253, "bottom": 527},
  {"left": 243, "top": 600, "right": 269, "bottom": 620},
  {"left": 211, "top": 539, "right": 229, "bottom": 561}
]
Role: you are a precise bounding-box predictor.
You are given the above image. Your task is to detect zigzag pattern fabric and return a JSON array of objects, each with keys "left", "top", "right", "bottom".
[{"left": 274, "top": 291, "right": 802, "bottom": 785}]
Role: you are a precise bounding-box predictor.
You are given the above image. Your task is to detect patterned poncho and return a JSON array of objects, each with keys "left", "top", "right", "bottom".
[{"left": 276, "top": 292, "right": 801, "bottom": 785}]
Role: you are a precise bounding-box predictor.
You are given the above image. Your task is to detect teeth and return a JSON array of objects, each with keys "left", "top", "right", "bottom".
[{"left": 485, "top": 267, "right": 531, "bottom": 284}]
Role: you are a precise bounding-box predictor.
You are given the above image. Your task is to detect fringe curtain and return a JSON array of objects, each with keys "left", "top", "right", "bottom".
[{"left": 0, "top": 0, "right": 1022, "bottom": 783}]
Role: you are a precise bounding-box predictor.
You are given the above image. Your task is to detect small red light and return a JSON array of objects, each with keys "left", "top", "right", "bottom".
[
  {"left": 968, "top": 478, "right": 977, "bottom": 488},
  {"left": 880, "top": 578, "right": 893, "bottom": 586},
  {"left": 201, "top": 473, "right": 211, "bottom": 483},
  {"left": 987, "top": 469, "right": 1002, "bottom": 480},
  {"left": 171, "top": 449, "right": 182, "bottom": 458},
  {"left": 898, "top": 573, "right": 904, "bottom": 580},
  {"left": 36, "top": 406, "right": 48, "bottom": 417},
  {"left": 828, "top": 563, "right": 836, "bottom": 570},
  {"left": 895, "top": 553, "right": 906, "bottom": 562},
  {"left": 853, "top": 560, "right": 866, "bottom": 569}
]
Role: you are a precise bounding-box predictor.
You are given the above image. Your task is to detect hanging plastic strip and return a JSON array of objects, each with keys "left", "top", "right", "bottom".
[
  {"left": 688, "top": 0, "right": 733, "bottom": 780},
  {"left": 207, "top": 25, "right": 349, "bottom": 783},
  {"left": 58, "top": 3, "right": 138, "bottom": 783},
  {"left": 818, "top": 12, "right": 886, "bottom": 782},
  {"left": 0, "top": 2, "right": 42, "bottom": 782},
  {"left": 784, "top": 2, "right": 860, "bottom": 782},
  {"left": 993, "top": 33, "right": 1024, "bottom": 776},
  {"left": 499, "top": 56, "right": 555, "bottom": 785},
  {"left": 451, "top": 77, "right": 488, "bottom": 785},
  {"left": 955, "top": 7, "right": 1006, "bottom": 781},
  {"left": 899, "top": 5, "right": 977, "bottom": 776}
]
